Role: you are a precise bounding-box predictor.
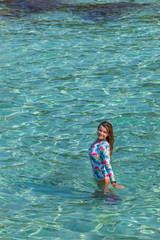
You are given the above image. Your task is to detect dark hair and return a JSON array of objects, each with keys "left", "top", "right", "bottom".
[{"left": 98, "top": 121, "right": 115, "bottom": 155}]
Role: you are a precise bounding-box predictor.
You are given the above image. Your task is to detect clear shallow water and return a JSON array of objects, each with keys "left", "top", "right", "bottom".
[{"left": 0, "top": 0, "right": 160, "bottom": 239}]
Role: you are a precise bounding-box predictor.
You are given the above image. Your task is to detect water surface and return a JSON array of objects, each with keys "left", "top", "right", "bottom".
[{"left": 0, "top": 0, "right": 160, "bottom": 239}]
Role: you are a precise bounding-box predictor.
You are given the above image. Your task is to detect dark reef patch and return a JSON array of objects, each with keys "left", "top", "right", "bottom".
[{"left": 1, "top": 1, "right": 151, "bottom": 20}]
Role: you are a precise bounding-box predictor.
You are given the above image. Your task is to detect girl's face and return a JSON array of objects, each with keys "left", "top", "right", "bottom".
[{"left": 97, "top": 125, "right": 108, "bottom": 142}]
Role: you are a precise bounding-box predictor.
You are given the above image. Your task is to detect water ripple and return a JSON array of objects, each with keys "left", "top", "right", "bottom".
[{"left": 0, "top": 0, "right": 159, "bottom": 239}]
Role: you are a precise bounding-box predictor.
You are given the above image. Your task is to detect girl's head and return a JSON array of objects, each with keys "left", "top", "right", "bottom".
[{"left": 97, "top": 121, "right": 115, "bottom": 154}]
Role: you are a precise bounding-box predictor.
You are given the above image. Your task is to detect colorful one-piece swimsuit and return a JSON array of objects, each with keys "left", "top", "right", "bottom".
[{"left": 88, "top": 140, "right": 116, "bottom": 183}]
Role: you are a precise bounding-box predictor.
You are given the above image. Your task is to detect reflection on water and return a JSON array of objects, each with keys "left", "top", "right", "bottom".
[{"left": 89, "top": 189, "right": 121, "bottom": 205}]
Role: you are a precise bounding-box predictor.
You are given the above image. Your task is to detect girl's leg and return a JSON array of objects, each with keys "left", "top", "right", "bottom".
[{"left": 98, "top": 178, "right": 110, "bottom": 191}]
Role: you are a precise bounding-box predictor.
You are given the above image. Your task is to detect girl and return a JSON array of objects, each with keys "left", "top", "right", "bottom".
[{"left": 88, "top": 121, "right": 124, "bottom": 190}]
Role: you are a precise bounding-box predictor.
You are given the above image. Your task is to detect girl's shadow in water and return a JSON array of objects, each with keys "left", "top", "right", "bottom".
[{"left": 14, "top": 173, "right": 121, "bottom": 205}]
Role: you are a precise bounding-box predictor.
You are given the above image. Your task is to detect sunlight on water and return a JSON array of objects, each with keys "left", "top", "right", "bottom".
[{"left": 0, "top": 0, "right": 159, "bottom": 239}]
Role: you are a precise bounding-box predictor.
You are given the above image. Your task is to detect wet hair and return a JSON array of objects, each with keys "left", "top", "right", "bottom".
[{"left": 98, "top": 121, "right": 115, "bottom": 155}]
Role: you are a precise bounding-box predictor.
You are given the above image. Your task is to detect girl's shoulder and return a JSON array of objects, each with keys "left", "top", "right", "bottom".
[
  {"left": 100, "top": 140, "right": 110, "bottom": 149},
  {"left": 88, "top": 140, "right": 97, "bottom": 151},
  {"left": 89, "top": 140, "right": 109, "bottom": 149}
]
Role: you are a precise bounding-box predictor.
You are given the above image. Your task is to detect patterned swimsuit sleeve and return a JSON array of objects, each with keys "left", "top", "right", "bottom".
[{"left": 100, "top": 143, "right": 116, "bottom": 183}]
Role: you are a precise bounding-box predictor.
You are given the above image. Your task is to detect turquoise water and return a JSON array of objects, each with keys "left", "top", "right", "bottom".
[{"left": 0, "top": 0, "right": 160, "bottom": 239}]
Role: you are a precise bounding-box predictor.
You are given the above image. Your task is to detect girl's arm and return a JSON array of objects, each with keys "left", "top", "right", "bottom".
[
  {"left": 112, "top": 182, "right": 125, "bottom": 189},
  {"left": 101, "top": 143, "right": 124, "bottom": 189}
]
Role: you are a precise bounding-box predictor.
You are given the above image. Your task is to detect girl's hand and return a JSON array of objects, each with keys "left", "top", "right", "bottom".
[{"left": 112, "top": 182, "right": 125, "bottom": 189}]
